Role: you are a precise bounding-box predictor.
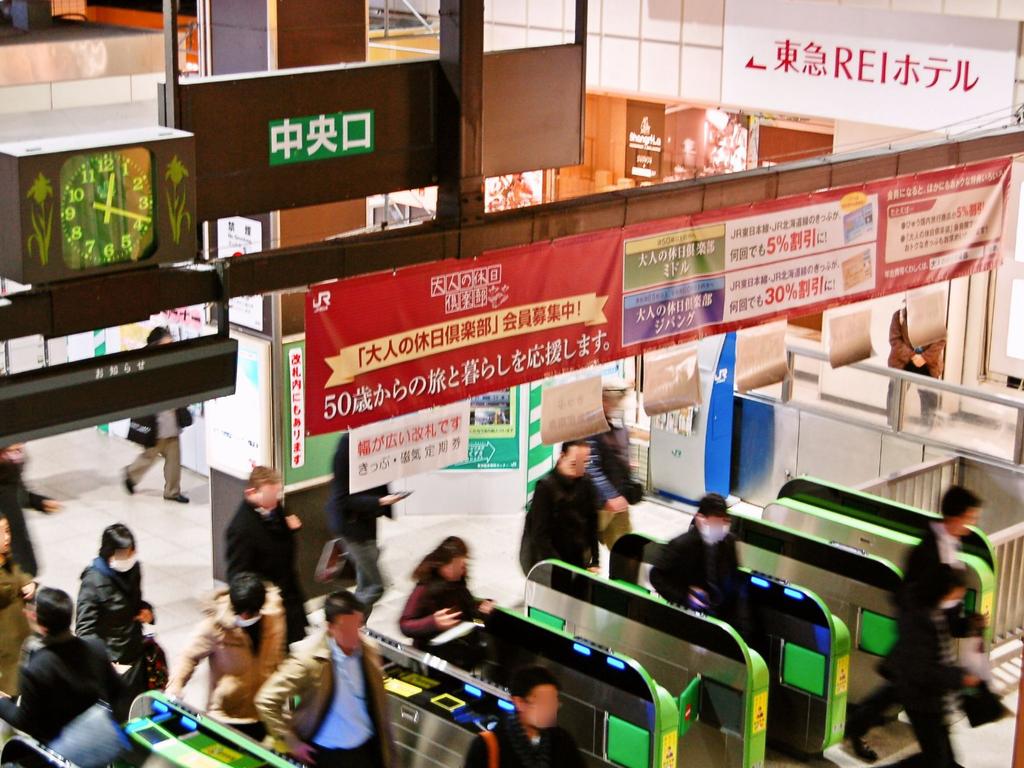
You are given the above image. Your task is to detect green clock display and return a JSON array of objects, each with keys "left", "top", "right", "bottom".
[{"left": 59, "top": 148, "right": 156, "bottom": 269}]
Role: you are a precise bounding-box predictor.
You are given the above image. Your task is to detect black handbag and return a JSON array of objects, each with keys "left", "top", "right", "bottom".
[
  {"left": 623, "top": 479, "right": 645, "bottom": 505},
  {"left": 962, "top": 682, "right": 1010, "bottom": 727}
]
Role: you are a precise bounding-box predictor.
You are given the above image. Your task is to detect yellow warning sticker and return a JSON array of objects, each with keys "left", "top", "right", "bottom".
[
  {"left": 835, "top": 655, "right": 849, "bottom": 696},
  {"left": 661, "top": 731, "right": 677, "bottom": 768},
  {"left": 980, "top": 592, "right": 993, "bottom": 624},
  {"left": 751, "top": 691, "right": 768, "bottom": 734}
]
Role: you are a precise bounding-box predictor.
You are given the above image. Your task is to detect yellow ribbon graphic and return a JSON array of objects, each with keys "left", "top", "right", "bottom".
[{"left": 325, "top": 293, "right": 608, "bottom": 387}]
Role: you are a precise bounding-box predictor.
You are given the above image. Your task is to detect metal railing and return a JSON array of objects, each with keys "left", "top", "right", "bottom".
[{"left": 857, "top": 456, "right": 958, "bottom": 511}]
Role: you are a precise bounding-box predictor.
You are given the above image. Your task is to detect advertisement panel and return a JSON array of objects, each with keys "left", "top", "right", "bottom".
[
  {"left": 206, "top": 333, "right": 273, "bottom": 477},
  {"left": 306, "top": 159, "right": 1009, "bottom": 435},
  {"left": 445, "top": 388, "right": 521, "bottom": 471}
]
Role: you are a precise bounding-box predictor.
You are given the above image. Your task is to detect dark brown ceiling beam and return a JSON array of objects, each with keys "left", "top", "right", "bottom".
[{"left": 2, "top": 125, "right": 1023, "bottom": 342}]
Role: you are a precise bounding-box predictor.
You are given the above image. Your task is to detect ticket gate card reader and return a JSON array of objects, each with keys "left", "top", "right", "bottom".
[
  {"left": 369, "top": 610, "right": 679, "bottom": 768},
  {"left": 525, "top": 560, "right": 770, "bottom": 768},
  {"left": 0, "top": 731, "right": 81, "bottom": 768}
]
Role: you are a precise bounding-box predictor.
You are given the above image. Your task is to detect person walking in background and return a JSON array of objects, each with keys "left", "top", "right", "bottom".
[
  {"left": 124, "top": 326, "right": 193, "bottom": 504},
  {"left": 166, "top": 572, "right": 286, "bottom": 741},
  {"left": 0, "top": 587, "right": 123, "bottom": 746},
  {"left": 0, "top": 513, "right": 35, "bottom": 696},
  {"left": 399, "top": 536, "right": 494, "bottom": 666},
  {"left": 888, "top": 304, "right": 945, "bottom": 428},
  {"left": 520, "top": 441, "right": 600, "bottom": 575},
  {"left": 649, "top": 493, "right": 748, "bottom": 630},
  {"left": 76, "top": 523, "right": 154, "bottom": 719},
  {"left": 256, "top": 591, "right": 395, "bottom": 768},
  {"left": 0, "top": 443, "right": 62, "bottom": 578},
  {"left": 585, "top": 377, "right": 642, "bottom": 552},
  {"left": 226, "top": 466, "right": 307, "bottom": 646},
  {"left": 326, "top": 433, "right": 406, "bottom": 619},
  {"left": 463, "top": 665, "right": 585, "bottom": 768}
]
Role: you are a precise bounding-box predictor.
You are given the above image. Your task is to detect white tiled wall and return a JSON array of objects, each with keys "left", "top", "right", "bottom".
[{"left": 485, "top": 0, "right": 1024, "bottom": 114}]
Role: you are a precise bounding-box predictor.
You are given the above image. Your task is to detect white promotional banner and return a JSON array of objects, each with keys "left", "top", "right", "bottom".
[
  {"left": 349, "top": 401, "right": 470, "bottom": 493},
  {"left": 217, "top": 216, "right": 265, "bottom": 332},
  {"left": 722, "top": 0, "right": 1017, "bottom": 132}
]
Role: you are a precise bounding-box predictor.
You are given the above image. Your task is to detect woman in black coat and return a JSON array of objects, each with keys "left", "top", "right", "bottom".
[
  {"left": 0, "top": 444, "right": 61, "bottom": 577},
  {"left": 76, "top": 523, "right": 154, "bottom": 719}
]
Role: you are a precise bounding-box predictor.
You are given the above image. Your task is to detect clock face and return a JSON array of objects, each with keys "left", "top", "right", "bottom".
[{"left": 59, "top": 148, "right": 156, "bottom": 269}]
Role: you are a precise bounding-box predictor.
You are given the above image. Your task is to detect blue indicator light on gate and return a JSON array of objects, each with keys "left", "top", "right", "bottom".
[
  {"left": 151, "top": 700, "right": 169, "bottom": 715},
  {"left": 497, "top": 700, "right": 516, "bottom": 712},
  {"left": 180, "top": 717, "right": 198, "bottom": 732},
  {"left": 783, "top": 587, "right": 805, "bottom": 600},
  {"left": 607, "top": 657, "right": 626, "bottom": 670},
  {"left": 572, "top": 642, "right": 592, "bottom": 656},
  {"left": 750, "top": 576, "right": 770, "bottom": 589},
  {"left": 464, "top": 684, "right": 483, "bottom": 698}
]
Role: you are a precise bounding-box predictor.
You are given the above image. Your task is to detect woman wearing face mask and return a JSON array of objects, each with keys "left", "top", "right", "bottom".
[
  {"left": 0, "top": 443, "right": 62, "bottom": 578},
  {"left": 463, "top": 665, "right": 585, "bottom": 768},
  {"left": 0, "top": 513, "right": 35, "bottom": 696},
  {"left": 399, "top": 537, "right": 494, "bottom": 667},
  {"left": 76, "top": 523, "right": 155, "bottom": 719},
  {"left": 649, "top": 493, "right": 748, "bottom": 631}
]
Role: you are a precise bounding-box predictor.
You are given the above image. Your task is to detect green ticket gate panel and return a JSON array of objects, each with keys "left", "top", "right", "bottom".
[
  {"left": 122, "top": 692, "right": 300, "bottom": 768},
  {"left": 610, "top": 521, "right": 901, "bottom": 709},
  {"left": 774, "top": 479, "right": 998, "bottom": 636},
  {"left": 525, "top": 560, "right": 769, "bottom": 768},
  {"left": 473, "top": 608, "right": 678, "bottom": 768}
]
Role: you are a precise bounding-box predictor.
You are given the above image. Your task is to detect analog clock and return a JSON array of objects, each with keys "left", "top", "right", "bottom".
[{"left": 59, "top": 147, "right": 156, "bottom": 269}]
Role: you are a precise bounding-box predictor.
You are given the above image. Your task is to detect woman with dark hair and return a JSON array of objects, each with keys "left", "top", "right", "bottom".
[
  {"left": 399, "top": 537, "right": 493, "bottom": 664},
  {"left": 0, "top": 512, "right": 35, "bottom": 696},
  {"left": 76, "top": 523, "right": 155, "bottom": 717}
]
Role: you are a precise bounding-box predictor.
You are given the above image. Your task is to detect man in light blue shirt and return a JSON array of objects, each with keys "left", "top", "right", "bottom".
[{"left": 256, "top": 592, "right": 394, "bottom": 768}]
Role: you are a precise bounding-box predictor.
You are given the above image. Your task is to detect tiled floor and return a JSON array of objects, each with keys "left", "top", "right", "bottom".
[{"left": 20, "top": 428, "right": 1019, "bottom": 767}]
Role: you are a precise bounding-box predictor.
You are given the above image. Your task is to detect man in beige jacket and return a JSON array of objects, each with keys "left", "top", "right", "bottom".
[
  {"left": 166, "top": 573, "right": 285, "bottom": 741},
  {"left": 256, "top": 591, "right": 394, "bottom": 768}
]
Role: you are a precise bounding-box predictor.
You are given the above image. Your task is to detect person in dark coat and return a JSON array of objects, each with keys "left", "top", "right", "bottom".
[
  {"left": 881, "top": 570, "right": 980, "bottom": 768},
  {"left": 0, "top": 587, "right": 123, "bottom": 745},
  {"left": 585, "top": 378, "right": 638, "bottom": 551},
  {"left": 520, "top": 441, "right": 600, "bottom": 575},
  {"left": 399, "top": 537, "right": 494, "bottom": 665},
  {"left": 0, "top": 443, "right": 61, "bottom": 578},
  {"left": 649, "top": 493, "right": 748, "bottom": 629},
  {"left": 76, "top": 523, "right": 154, "bottom": 719},
  {"left": 463, "top": 665, "right": 585, "bottom": 768},
  {"left": 325, "top": 433, "right": 405, "bottom": 618},
  {"left": 123, "top": 326, "right": 192, "bottom": 504},
  {"left": 846, "top": 485, "right": 983, "bottom": 762},
  {"left": 226, "top": 466, "right": 307, "bottom": 646}
]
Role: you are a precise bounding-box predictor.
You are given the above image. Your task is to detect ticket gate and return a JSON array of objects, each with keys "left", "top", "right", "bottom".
[
  {"left": 372, "top": 608, "right": 679, "bottom": 768},
  {"left": 0, "top": 732, "right": 79, "bottom": 768},
  {"left": 611, "top": 519, "right": 902, "bottom": 707},
  {"left": 525, "top": 560, "right": 771, "bottom": 768},
  {"left": 121, "top": 692, "right": 301, "bottom": 768},
  {"left": 591, "top": 544, "right": 851, "bottom": 758},
  {"left": 775, "top": 477, "right": 998, "bottom": 634}
]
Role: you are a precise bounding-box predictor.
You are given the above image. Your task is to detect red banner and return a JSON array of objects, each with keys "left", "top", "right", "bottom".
[{"left": 306, "top": 158, "right": 1009, "bottom": 435}]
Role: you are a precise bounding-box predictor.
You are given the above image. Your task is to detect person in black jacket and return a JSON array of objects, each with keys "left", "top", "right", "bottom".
[
  {"left": 846, "top": 485, "right": 982, "bottom": 762},
  {"left": 464, "top": 665, "right": 585, "bottom": 768},
  {"left": 0, "top": 443, "right": 62, "bottom": 578},
  {"left": 520, "top": 441, "right": 600, "bottom": 575},
  {"left": 226, "top": 466, "right": 307, "bottom": 646},
  {"left": 585, "top": 378, "right": 638, "bottom": 551},
  {"left": 123, "top": 326, "right": 192, "bottom": 504},
  {"left": 0, "top": 587, "right": 122, "bottom": 745},
  {"left": 882, "top": 570, "right": 980, "bottom": 768},
  {"left": 325, "top": 433, "right": 405, "bottom": 618},
  {"left": 649, "top": 493, "right": 747, "bottom": 629},
  {"left": 76, "top": 523, "right": 154, "bottom": 719},
  {"left": 399, "top": 537, "right": 494, "bottom": 666}
]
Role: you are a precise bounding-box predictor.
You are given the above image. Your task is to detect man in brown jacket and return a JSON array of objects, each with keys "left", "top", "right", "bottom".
[
  {"left": 888, "top": 305, "right": 945, "bottom": 427},
  {"left": 166, "top": 573, "right": 285, "bottom": 742},
  {"left": 256, "top": 590, "right": 394, "bottom": 768}
]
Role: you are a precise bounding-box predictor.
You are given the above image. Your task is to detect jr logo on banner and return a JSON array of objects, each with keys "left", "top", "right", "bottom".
[{"left": 305, "top": 159, "right": 1009, "bottom": 436}]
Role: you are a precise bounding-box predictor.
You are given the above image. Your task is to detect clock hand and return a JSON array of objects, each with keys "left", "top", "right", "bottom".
[
  {"left": 91, "top": 202, "right": 151, "bottom": 224},
  {"left": 102, "top": 173, "right": 115, "bottom": 224}
]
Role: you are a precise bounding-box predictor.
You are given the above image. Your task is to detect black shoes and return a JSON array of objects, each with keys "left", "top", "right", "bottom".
[
  {"left": 849, "top": 736, "right": 878, "bottom": 763},
  {"left": 165, "top": 494, "right": 190, "bottom": 504},
  {"left": 124, "top": 472, "right": 135, "bottom": 495}
]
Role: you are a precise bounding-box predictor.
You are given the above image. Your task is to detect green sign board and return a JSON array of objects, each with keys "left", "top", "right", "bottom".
[
  {"left": 622, "top": 223, "right": 726, "bottom": 292},
  {"left": 269, "top": 110, "right": 375, "bottom": 166},
  {"left": 283, "top": 339, "right": 339, "bottom": 486},
  {"left": 445, "top": 387, "right": 521, "bottom": 471}
]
